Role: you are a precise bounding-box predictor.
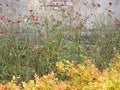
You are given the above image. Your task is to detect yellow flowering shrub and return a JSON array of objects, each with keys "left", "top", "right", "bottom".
[
  {"left": 0, "top": 82, "right": 21, "bottom": 90},
  {"left": 0, "top": 54, "right": 120, "bottom": 90},
  {"left": 111, "top": 53, "right": 120, "bottom": 72},
  {"left": 22, "top": 72, "right": 67, "bottom": 90}
]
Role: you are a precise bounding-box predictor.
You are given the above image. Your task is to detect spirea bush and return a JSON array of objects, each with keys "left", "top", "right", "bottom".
[{"left": 0, "top": 54, "right": 120, "bottom": 90}]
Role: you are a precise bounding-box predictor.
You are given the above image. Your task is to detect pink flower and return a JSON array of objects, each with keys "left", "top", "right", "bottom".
[
  {"left": 0, "top": 22, "right": 2, "bottom": 25},
  {"left": 50, "top": 3, "right": 54, "bottom": 7},
  {"left": 0, "top": 15, "right": 4, "bottom": 20}
]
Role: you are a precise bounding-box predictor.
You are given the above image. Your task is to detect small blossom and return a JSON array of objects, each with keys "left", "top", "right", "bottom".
[
  {"left": 59, "top": 49, "right": 63, "bottom": 53},
  {"left": 41, "top": 24, "right": 45, "bottom": 26},
  {"left": 80, "top": 24, "right": 84, "bottom": 27},
  {"left": 64, "top": 16, "right": 67, "bottom": 18},
  {"left": 12, "top": 22, "right": 15, "bottom": 24},
  {"left": 35, "top": 21, "right": 39, "bottom": 24},
  {"left": 16, "top": 31, "right": 20, "bottom": 34},
  {"left": 109, "top": 2, "right": 112, "bottom": 6},
  {"left": 72, "top": 18, "right": 76, "bottom": 20},
  {"left": 92, "top": 3, "right": 96, "bottom": 7},
  {"left": 44, "top": 48, "right": 49, "bottom": 52},
  {"left": 17, "top": 20, "right": 22, "bottom": 24},
  {"left": 39, "top": 32, "right": 44, "bottom": 37},
  {"left": 56, "top": 2, "right": 59, "bottom": 5},
  {"left": 29, "top": 9, "right": 33, "bottom": 12},
  {"left": 0, "top": 15, "right": 5, "bottom": 20},
  {"left": 50, "top": 3, "right": 54, "bottom": 7},
  {"left": 110, "top": 51, "right": 115, "bottom": 57},
  {"left": 6, "top": 3, "right": 9, "bottom": 7},
  {"left": 7, "top": 19, "right": 11, "bottom": 23},
  {"left": 62, "top": 9, "right": 66, "bottom": 12},
  {"left": 97, "top": 3, "right": 101, "bottom": 7},
  {"left": 23, "top": 35, "right": 26, "bottom": 39},
  {"left": 31, "top": 15, "right": 35, "bottom": 19},
  {"left": 108, "top": 10, "right": 112, "bottom": 12},
  {"left": 36, "top": 18, "right": 38, "bottom": 21},
  {"left": 61, "top": 3, "right": 64, "bottom": 6},
  {"left": 32, "top": 45, "right": 34, "bottom": 48},
  {"left": 79, "top": 13, "right": 82, "bottom": 16},
  {"left": 76, "top": 12, "right": 79, "bottom": 14}
]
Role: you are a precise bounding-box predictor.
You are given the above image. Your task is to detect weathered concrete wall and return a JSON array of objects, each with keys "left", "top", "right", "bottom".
[
  {"left": 0, "top": 0, "right": 29, "bottom": 15},
  {"left": 0, "top": 0, "right": 120, "bottom": 28}
]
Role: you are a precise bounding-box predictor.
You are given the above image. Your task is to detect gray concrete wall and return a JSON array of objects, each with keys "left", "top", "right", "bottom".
[
  {"left": 0, "top": 0, "right": 29, "bottom": 15},
  {"left": 0, "top": 0, "right": 120, "bottom": 28}
]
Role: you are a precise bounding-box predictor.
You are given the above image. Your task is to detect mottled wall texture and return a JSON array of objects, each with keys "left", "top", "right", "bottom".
[{"left": 0, "top": 0, "right": 120, "bottom": 28}]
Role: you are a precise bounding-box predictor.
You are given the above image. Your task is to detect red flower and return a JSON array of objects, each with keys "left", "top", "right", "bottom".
[
  {"left": 31, "top": 15, "right": 35, "bottom": 19},
  {"left": 59, "top": 49, "right": 63, "bottom": 53},
  {"left": 29, "top": 10, "right": 33, "bottom": 12},
  {"left": 41, "top": 24, "right": 45, "bottom": 26},
  {"left": 17, "top": 20, "right": 22, "bottom": 24},
  {"left": 56, "top": 2, "right": 59, "bottom": 5},
  {"left": 108, "top": 10, "right": 112, "bottom": 12},
  {"left": 0, "top": 22, "right": 2, "bottom": 25},
  {"left": 44, "top": 48, "right": 49, "bottom": 52},
  {"left": 92, "top": 3, "right": 96, "bottom": 7},
  {"left": 12, "top": 22, "right": 15, "bottom": 24},
  {"left": 6, "top": 3, "right": 9, "bottom": 7},
  {"left": 32, "top": 45, "right": 34, "bottom": 48},
  {"left": 62, "top": 9, "right": 66, "bottom": 12},
  {"left": 35, "top": 21, "right": 39, "bottom": 24},
  {"left": 80, "top": 24, "right": 84, "bottom": 27},
  {"left": 39, "top": 32, "right": 44, "bottom": 37},
  {"left": 0, "top": 15, "right": 5, "bottom": 20},
  {"left": 61, "top": 3, "right": 64, "bottom": 6},
  {"left": 7, "top": 19, "right": 11, "bottom": 23},
  {"left": 79, "top": 13, "right": 82, "bottom": 16},
  {"left": 50, "top": 3, "right": 54, "bottom": 7},
  {"left": 97, "top": 3, "right": 101, "bottom": 7},
  {"left": 76, "top": 12, "right": 79, "bottom": 14},
  {"left": 23, "top": 35, "right": 26, "bottom": 39},
  {"left": 64, "top": 16, "right": 67, "bottom": 18},
  {"left": 36, "top": 18, "right": 38, "bottom": 21},
  {"left": 86, "top": 47, "right": 90, "bottom": 51},
  {"left": 110, "top": 51, "right": 115, "bottom": 57},
  {"left": 109, "top": 2, "right": 112, "bottom": 6}
]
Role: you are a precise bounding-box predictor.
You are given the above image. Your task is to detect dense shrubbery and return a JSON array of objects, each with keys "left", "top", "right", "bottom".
[
  {"left": 0, "top": 1, "right": 120, "bottom": 89},
  {"left": 0, "top": 54, "right": 120, "bottom": 90}
]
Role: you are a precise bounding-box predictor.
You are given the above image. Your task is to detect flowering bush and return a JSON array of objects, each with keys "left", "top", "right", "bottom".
[
  {"left": 0, "top": 1, "right": 120, "bottom": 89},
  {"left": 0, "top": 54, "right": 120, "bottom": 90}
]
